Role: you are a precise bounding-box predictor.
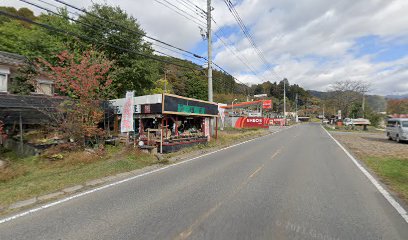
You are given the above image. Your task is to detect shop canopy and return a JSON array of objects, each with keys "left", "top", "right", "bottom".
[{"left": 109, "top": 93, "right": 219, "bottom": 117}]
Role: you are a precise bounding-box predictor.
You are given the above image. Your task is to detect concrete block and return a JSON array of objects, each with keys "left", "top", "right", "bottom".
[
  {"left": 62, "top": 185, "right": 83, "bottom": 193},
  {"left": 85, "top": 179, "right": 104, "bottom": 186},
  {"left": 9, "top": 197, "right": 37, "bottom": 209},
  {"left": 116, "top": 172, "right": 131, "bottom": 178},
  {"left": 38, "top": 191, "right": 64, "bottom": 201},
  {"left": 101, "top": 176, "right": 116, "bottom": 182}
]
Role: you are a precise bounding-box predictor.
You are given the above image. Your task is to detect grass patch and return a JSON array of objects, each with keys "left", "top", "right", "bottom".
[
  {"left": 0, "top": 128, "right": 267, "bottom": 208},
  {"left": 0, "top": 145, "right": 158, "bottom": 206},
  {"left": 324, "top": 125, "right": 381, "bottom": 133},
  {"left": 165, "top": 128, "right": 268, "bottom": 160},
  {"left": 310, "top": 118, "right": 322, "bottom": 123},
  {"left": 361, "top": 156, "right": 408, "bottom": 202}
]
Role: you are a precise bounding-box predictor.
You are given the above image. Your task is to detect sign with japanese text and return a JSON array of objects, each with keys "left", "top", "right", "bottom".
[
  {"left": 262, "top": 100, "right": 272, "bottom": 109},
  {"left": 234, "top": 117, "right": 269, "bottom": 128},
  {"left": 121, "top": 91, "right": 134, "bottom": 133},
  {"left": 163, "top": 94, "right": 218, "bottom": 116},
  {"left": 268, "top": 118, "right": 285, "bottom": 126}
]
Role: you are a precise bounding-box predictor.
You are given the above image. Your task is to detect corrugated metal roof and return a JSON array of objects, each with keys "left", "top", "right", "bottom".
[
  {"left": 0, "top": 51, "right": 27, "bottom": 66},
  {"left": 0, "top": 94, "right": 63, "bottom": 108},
  {"left": 0, "top": 94, "right": 64, "bottom": 124}
]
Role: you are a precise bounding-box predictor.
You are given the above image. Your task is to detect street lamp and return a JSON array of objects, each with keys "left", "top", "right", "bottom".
[{"left": 232, "top": 99, "right": 238, "bottom": 116}]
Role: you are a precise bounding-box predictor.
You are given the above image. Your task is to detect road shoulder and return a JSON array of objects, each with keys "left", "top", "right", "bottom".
[{"left": 322, "top": 126, "right": 408, "bottom": 223}]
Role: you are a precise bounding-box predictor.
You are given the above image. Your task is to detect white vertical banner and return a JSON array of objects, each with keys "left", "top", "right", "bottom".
[
  {"left": 121, "top": 91, "right": 134, "bottom": 133},
  {"left": 218, "top": 103, "right": 227, "bottom": 130},
  {"left": 204, "top": 118, "right": 210, "bottom": 141}
]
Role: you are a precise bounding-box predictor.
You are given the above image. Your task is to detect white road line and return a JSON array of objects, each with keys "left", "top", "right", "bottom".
[
  {"left": 0, "top": 127, "right": 293, "bottom": 225},
  {"left": 322, "top": 126, "right": 408, "bottom": 223}
]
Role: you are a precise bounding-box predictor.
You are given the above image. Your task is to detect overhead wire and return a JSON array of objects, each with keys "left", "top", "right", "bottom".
[
  {"left": 0, "top": 9, "right": 203, "bottom": 72},
  {"left": 9, "top": 0, "right": 251, "bottom": 94},
  {"left": 223, "top": 0, "right": 283, "bottom": 82},
  {"left": 150, "top": 0, "right": 251, "bottom": 91},
  {"left": 212, "top": 20, "right": 268, "bottom": 82},
  {"left": 152, "top": 0, "right": 206, "bottom": 28},
  {"left": 175, "top": 0, "right": 207, "bottom": 19},
  {"left": 53, "top": 0, "right": 249, "bottom": 91},
  {"left": 33, "top": 1, "right": 203, "bottom": 63},
  {"left": 19, "top": 0, "right": 189, "bottom": 63},
  {"left": 53, "top": 0, "right": 206, "bottom": 60}
]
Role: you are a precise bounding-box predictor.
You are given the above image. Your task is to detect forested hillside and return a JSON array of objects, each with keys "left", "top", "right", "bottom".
[
  {"left": 308, "top": 90, "right": 387, "bottom": 112},
  {"left": 0, "top": 4, "right": 311, "bottom": 112}
]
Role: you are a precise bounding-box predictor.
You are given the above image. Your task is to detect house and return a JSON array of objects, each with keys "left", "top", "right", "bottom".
[{"left": 0, "top": 51, "right": 54, "bottom": 95}]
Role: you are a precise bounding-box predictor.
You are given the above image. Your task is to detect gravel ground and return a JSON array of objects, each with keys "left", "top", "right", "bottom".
[{"left": 331, "top": 131, "right": 408, "bottom": 159}]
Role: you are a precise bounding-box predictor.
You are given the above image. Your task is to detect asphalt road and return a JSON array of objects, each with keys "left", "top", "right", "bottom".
[{"left": 1, "top": 123, "right": 407, "bottom": 240}]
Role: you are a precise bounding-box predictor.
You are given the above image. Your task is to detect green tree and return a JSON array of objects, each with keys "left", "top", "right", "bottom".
[
  {"left": 77, "top": 4, "right": 159, "bottom": 97},
  {"left": 184, "top": 72, "right": 207, "bottom": 100},
  {"left": 148, "top": 79, "right": 173, "bottom": 94}
]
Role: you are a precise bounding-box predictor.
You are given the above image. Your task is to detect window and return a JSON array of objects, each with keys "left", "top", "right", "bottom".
[
  {"left": 387, "top": 120, "right": 396, "bottom": 127},
  {"left": 36, "top": 79, "right": 54, "bottom": 96},
  {"left": 402, "top": 121, "right": 408, "bottom": 128},
  {"left": 0, "top": 73, "right": 7, "bottom": 92}
]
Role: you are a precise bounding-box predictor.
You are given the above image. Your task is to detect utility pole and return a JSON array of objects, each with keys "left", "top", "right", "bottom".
[
  {"left": 295, "top": 93, "right": 298, "bottom": 123},
  {"left": 362, "top": 94, "right": 365, "bottom": 118},
  {"left": 207, "top": 0, "right": 214, "bottom": 136},
  {"left": 164, "top": 69, "right": 167, "bottom": 93},
  {"left": 207, "top": 0, "right": 213, "bottom": 102},
  {"left": 323, "top": 104, "right": 325, "bottom": 119},
  {"left": 283, "top": 78, "right": 287, "bottom": 121}
]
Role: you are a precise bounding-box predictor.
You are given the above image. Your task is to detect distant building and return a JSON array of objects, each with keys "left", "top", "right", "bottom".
[{"left": 0, "top": 51, "right": 54, "bottom": 96}]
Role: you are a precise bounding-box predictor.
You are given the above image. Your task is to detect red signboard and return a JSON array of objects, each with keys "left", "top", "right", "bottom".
[
  {"left": 234, "top": 117, "right": 269, "bottom": 128},
  {"left": 262, "top": 100, "right": 272, "bottom": 109},
  {"left": 268, "top": 118, "right": 285, "bottom": 126}
]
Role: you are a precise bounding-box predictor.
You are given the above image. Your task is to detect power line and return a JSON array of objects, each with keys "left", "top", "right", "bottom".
[
  {"left": 213, "top": 27, "right": 268, "bottom": 82},
  {"left": 53, "top": 0, "right": 206, "bottom": 60},
  {"left": 149, "top": 0, "right": 251, "bottom": 90},
  {"left": 153, "top": 0, "right": 206, "bottom": 28},
  {"left": 8, "top": 1, "right": 250, "bottom": 94},
  {"left": 175, "top": 0, "right": 207, "bottom": 19},
  {"left": 33, "top": 0, "right": 205, "bottom": 64},
  {"left": 54, "top": 0, "right": 249, "bottom": 90},
  {"left": 19, "top": 0, "right": 189, "bottom": 62},
  {"left": 223, "top": 0, "right": 283, "bottom": 82},
  {"left": 0, "top": 9, "right": 204, "bottom": 72}
]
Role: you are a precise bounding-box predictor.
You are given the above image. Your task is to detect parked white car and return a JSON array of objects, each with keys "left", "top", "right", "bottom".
[
  {"left": 386, "top": 118, "right": 408, "bottom": 143},
  {"left": 343, "top": 118, "right": 371, "bottom": 126}
]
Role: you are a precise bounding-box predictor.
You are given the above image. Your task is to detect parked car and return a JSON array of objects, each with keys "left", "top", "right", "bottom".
[
  {"left": 343, "top": 118, "right": 371, "bottom": 126},
  {"left": 386, "top": 118, "right": 408, "bottom": 143}
]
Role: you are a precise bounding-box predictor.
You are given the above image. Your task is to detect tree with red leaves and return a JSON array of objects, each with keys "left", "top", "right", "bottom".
[
  {"left": 387, "top": 99, "right": 408, "bottom": 115},
  {"left": 37, "top": 49, "right": 113, "bottom": 146},
  {"left": 0, "top": 120, "right": 5, "bottom": 145}
]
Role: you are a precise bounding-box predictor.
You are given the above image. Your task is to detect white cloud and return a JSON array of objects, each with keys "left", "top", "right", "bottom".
[{"left": 3, "top": 0, "right": 408, "bottom": 95}]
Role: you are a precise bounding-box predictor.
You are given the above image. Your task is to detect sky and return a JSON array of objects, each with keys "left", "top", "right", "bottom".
[{"left": 3, "top": 0, "right": 408, "bottom": 96}]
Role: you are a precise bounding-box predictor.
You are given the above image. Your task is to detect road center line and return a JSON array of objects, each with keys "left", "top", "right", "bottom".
[
  {"left": 322, "top": 126, "right": 408, "bottom": 223},
  {"left": 175, "top": 147, "right": 284, "bottom": 239},
  {"left": 271, "top": 148, "right": 282, "bottom": 159},
  {"left": 0, "top": 126, "right": 295, "bottom": 225},
  {"left": 248, "top": 165, "right": 264, "bottom": 179}
]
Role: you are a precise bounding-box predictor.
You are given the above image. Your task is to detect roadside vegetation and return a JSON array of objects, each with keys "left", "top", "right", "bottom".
[
  {"left": 331, "top": 131, "right": 408, "bottom": 203},
  {"left": 0, "top": 128, "right": 267, "bottom": 209},
  {"left": 0, "top": 145, "right": 159, "bottom": 207},
  {"left": 362, "top": 156, "right": 408, "bottom": 202},
  {"left": 324, "top": 124, "right": 383, "bottom": 133}
]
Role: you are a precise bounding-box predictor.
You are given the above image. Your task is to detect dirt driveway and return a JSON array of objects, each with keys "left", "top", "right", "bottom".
[{"left": 331, "top": 131, "right": 408, "bottom": 159}]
